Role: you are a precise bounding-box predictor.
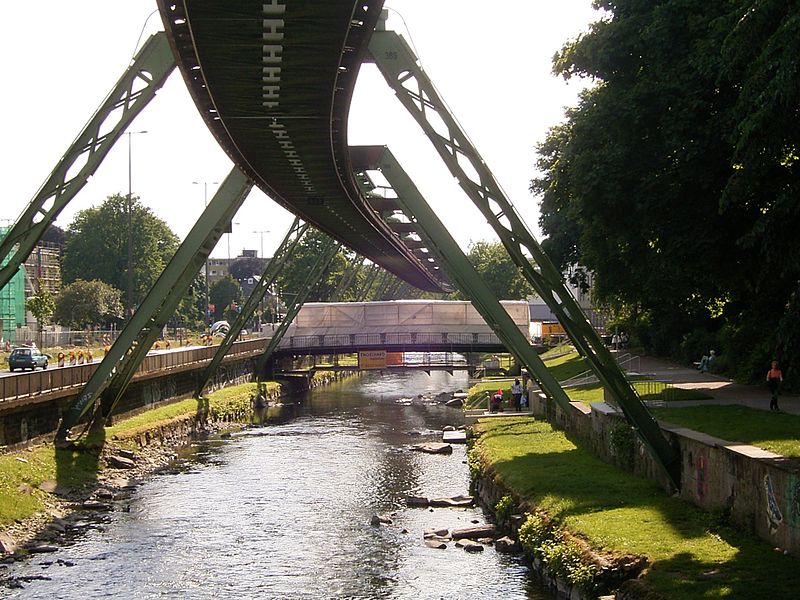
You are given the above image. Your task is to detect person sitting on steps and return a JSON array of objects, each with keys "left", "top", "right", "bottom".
[{"left": 698, "top": 350, "right": 716, "bottom": 373}]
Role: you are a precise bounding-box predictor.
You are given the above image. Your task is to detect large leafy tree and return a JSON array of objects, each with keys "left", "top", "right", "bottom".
[
  {"left": 53, "top": 279, "right": 124, "bottom": 329},
  {"left": 460, "top": 241, "right": 535, "bottom": 301},
  {"left": 228, "top": 256, "right": 267, "bottom": 281},
  {"left": 209, "top": 276, "right": 243, "bottom": 322},
  {"left": 533, "top": 0, "right": 799, "bottom": 383},
  {"left": 274, "top": 229, "right": 348, "bottom": 304},
  {"left": 62, "top": 194, "right": 179, "bottom": 309}
]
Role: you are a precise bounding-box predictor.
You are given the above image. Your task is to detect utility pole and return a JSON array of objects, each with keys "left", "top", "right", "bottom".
[
  {"left": 126, "top": 130, "right": 147, "bottom": 320},
  {"left": 193, "top": 181, "right": 219, "bottom": 326}
]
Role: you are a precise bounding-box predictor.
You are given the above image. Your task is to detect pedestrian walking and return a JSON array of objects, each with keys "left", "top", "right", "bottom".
[
  {"left": 767, "top": 361, "right": 783, "bottom": 412},
  {"left": 511, "top": 378, "right": 523, "bottom": 411}
]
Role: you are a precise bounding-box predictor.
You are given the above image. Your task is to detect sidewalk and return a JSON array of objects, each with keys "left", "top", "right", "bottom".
[{"left": 632, "top": 353, "right": 800, "bottom": 415}]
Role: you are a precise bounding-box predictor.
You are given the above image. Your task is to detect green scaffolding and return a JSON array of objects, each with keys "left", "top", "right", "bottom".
[{"left": 0, "top": 227, "right": 26, "bottom": 343}]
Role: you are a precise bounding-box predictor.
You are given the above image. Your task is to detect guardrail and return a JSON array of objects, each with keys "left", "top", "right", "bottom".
[
  {"left": 281, "top": 332, "right": 507, "bottom": 349},
  {"left": 0, "top": 338, "right": 267, "bottom": 404}
]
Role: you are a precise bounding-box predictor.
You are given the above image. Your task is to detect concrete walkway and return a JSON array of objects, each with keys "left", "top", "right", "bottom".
[{"left": 632, "top": 353, "right": 800, "bottom": 415}]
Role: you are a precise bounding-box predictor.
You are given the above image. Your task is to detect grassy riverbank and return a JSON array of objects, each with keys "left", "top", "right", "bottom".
[
  {"left": 0, "top": 381, "right": 276, "bottom": 529},
  {"left": 472, "top": 417, "right": 800, "bottom": 599}
]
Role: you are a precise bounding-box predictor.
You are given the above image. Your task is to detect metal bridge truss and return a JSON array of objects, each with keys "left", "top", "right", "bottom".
[
  {"left": 193, "top": 217, "right": 309, "bottom": 398},
  {"left": 253, "top": 237, "right": 342, "bottom": 381},
  {"left": 0, "top": 33, "right": 175, "bottom": 292},
  {"left": 57, "top": 168, "right": 253, "bottom": 440},
  {"left": 369, "top": 25, "right": 680, "bottom": 487},
  {"left": 354, "top": 146, "right": 572, "bottom": 411}
]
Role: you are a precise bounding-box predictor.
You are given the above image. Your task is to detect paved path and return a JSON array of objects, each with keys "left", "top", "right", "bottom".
[{"left": 631, "top": 353, "right": 800, "bottom": 415}]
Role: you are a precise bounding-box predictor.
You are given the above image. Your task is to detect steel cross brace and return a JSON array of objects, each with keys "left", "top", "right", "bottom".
[
  {"left": 355, "top": 263, "right": 382, "bottom": 302},
  {"left": 0, "top": 33, "right": 175, "bottom": 292},
  {"left": 253, "top": 234, "right": 342, "bottom": 380},
  {"left": 330, "top": 253, "right": 366, "bottom": 301},
  {"left": 369, "top": 30, "right": 680, "bottom": 487},
  {"left": 356, "top": 147, "right": 573, "bottom": 409},
  {"left": 57, "top": 168, "right": 252, "bottom": 439},
  {"left": 194, "top": 217, "right": 309, "bottom": 397}
]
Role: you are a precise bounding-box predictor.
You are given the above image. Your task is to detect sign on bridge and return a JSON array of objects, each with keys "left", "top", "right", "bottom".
[{"left": 359, "top": 350, "right": 387, "bottom": 370}]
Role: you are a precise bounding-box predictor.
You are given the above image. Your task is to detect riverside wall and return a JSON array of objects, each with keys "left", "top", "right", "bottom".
[
  {"left": 0, "top": 356, "right": 257, "bottom": 449},
  {"left": 529, "top": 393, "right": 800, "bottom": 556}
]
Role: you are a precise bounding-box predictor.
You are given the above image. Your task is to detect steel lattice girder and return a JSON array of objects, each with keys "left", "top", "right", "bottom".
[
  {"left": 0, "top": 33, "right": 175, "bottom": 292},
  {"left": 369, "top": 29, "right": 681, "bottom": 488},
  {"left": 254, "top": 235, "right": 342, "bottom": 379},
  {"left": 194, "top": 217, "right": 310, "bottom": 398},
  {"left": 355, "top": 146, "right": 573, "bottom": 410},
  {"left": 58, "top": 168, "right": 253, "bottom": 439}
]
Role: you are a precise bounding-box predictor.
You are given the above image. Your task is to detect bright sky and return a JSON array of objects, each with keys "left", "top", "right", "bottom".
[{"left": 0, "top": 1, "right": 599, "bottom": 262}]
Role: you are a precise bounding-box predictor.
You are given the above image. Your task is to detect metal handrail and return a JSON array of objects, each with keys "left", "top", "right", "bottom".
[{"left": 0, "top": 338, "right": 266, "bottom": 404}]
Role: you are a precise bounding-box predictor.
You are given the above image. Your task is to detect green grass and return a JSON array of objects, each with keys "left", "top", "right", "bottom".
[
  {"left": 565, "top": 382, "right": 713, "bottom": 406},
  {"left": 544, "top": 351, "right": 588, "bottom": 382},
  {"left": 474, "top": 417, "right": 800, "bottom": 599},
  {"left": 651, "top": 405, "right": 800, "bottom": 458}
]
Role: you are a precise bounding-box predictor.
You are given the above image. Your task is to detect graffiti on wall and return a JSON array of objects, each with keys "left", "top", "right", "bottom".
[
  {"left": 695, "top": 449, "right": 709, "bottom": 500},
  {"left": 764, "top": 474, "right": 784, "bottom": 534},
  {"left": 785, "top": 474, "right": 800, "bottom": 533}
]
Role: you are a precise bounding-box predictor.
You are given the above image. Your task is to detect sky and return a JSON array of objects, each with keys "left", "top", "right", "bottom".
[{"left": 0, "top": 1, "right": 600, "bottom": 261}]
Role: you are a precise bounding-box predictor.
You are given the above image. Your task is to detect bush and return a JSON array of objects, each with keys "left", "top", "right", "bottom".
[
  {"left": 494, "top": 495, "right": 514, "bottom": 529},
  {"left": 518, "top": 511, "right": 554, "bottom": 557}
]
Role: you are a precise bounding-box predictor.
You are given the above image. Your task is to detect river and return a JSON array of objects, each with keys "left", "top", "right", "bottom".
[{"left": 3, "top": 370, "right": 546, "bottom": 599}]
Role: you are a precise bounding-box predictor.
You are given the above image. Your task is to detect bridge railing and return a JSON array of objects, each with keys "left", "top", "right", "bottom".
[
  {"left": 282, "top": 332, "right": 506, "bottom": 349},
  {"left": 0, "top": 338, "right": 267, "bottom": 404}
]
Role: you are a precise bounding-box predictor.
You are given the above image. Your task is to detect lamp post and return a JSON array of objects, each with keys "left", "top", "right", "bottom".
[
  {"left": 253, "top": 230, "right": 270, "bottom": 259},
  {"left": 126, "top": 130, "right": 147, "bottom": 321},
  {"left": 192, "top": 180, "right": 219, "bottom": 326}
]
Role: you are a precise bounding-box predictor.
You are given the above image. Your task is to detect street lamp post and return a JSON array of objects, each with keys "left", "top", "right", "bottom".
[
  {"left": 126, "top": 130, "right": 147, "bottom": 320},
  {"left": 192, "top": 181, "right": 219, "bottom": 326},
  {"left": 253, "top": 230, "right": 270, "bottom": 259}
]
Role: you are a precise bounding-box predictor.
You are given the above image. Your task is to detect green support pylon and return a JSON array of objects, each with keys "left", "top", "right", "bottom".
[
  {"left": 356, "top": 146, "right": 573, "bottom": 410},
  {"left": 0, "top": 33, "right": 175, "bottom": 291},
  {"left": 370, "top": 28, "right": 680, "bottom": 487},
  {"left": 253, "top": 235, "right": 342, "bottom": 380},
  {"left": 194, "top": 217, "right": 309, "bottom": 398},
  {"left": 57, "top": 168, "right": 252, "bottom": 440}
]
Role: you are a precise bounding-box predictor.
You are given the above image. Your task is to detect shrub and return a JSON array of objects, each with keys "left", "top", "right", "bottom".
[
  {"left": 518, "top": 511, "right": 554, "bottom": 557},
  {"left": 494, "top": 494, "right": 514, "bottom": 529}
]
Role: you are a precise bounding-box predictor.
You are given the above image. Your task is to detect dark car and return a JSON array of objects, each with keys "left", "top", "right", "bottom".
[{"left": 8, "top": 347, "right": 49, "bottom": 371}]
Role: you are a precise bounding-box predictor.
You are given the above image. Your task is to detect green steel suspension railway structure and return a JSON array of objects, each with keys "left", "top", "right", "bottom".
[{"left": 0, "top": 1, "right": 680, "bottom": 487}]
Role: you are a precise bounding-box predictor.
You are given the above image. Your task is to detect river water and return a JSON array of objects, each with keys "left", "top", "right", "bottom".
[{"left": 4, "top": 370, "right": 545, "bottom": 599}]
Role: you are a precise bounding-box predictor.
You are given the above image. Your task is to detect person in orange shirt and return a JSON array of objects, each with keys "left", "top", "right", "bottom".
[{"left": 767, "top": 361, "right": 783, "bottom": 412}]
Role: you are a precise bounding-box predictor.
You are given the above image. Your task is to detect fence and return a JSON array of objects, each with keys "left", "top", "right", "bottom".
[{"left": 0, "top": 338, "right": 266, "bottom": 404}]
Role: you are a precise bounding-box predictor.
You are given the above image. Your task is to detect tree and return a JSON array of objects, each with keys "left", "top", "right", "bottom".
[
  {"left": 209, "top": 276, "right": 243, "bottom": 322},
  {"left": 532, "top": 0, "right": 800, "bottom": 383},
  {"left": 26, "top": 282, "right": 56, "bottom": 348},
  {"left": 40, "top": 224, "right": 66, "bottom": 247},
  {"left": 53, "top": 279, "right": 124, "bottom": 329},
  {"left": 228, "top": 256, "right": 268, "bottom": 281},
  {"left": 61, "top": 194, "right": 179, "bottom": 308},
  {"left": 446, "top": 241, "right": 534, "bottom": 301},
  {"left": 274, "top": 229, "right": 348, "bottom": 304}
]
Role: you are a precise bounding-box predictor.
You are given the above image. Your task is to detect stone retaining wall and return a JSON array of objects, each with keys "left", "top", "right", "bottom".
[{"left": 529, "top": 393, "right": 800, "bottom": 556}]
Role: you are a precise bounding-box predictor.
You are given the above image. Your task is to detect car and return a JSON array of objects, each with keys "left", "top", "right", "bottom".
[{"left": 8, "top": 347, "right": 49, "bottom": 371}]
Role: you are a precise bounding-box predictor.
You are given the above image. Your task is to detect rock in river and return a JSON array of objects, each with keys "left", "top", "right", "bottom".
[{"left": 410, "top": 442, "right": 452, "bottom": 455}]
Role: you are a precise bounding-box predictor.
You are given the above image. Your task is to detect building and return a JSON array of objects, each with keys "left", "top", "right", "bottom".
[{"left": 0, "top": 227, "right": 27, "bottom": 343}]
